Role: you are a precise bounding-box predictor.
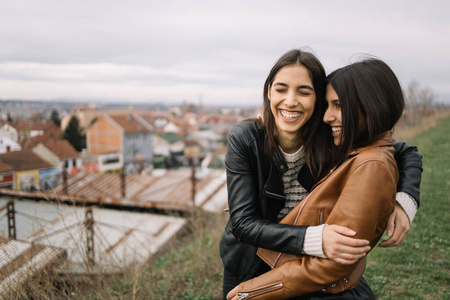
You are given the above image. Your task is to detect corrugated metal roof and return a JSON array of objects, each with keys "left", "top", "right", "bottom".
[
  {"left": 48, "top": 168, "right": 228, "bottom": 213},
  {"left": 0, "top": 168, "right": 229, "bottom": 277},
  {"left": 0, "top": 238, "right": 66, "bottom": 293},
  {"left": 31, "top": 206, "right": 186, "bottom": 274},
  {"left": 0, "top": 199, "right": 186, "bottom": 275}
]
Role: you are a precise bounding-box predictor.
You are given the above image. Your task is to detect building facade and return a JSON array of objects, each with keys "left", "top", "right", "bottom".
[{"left": 86, "top": 113, "right": 153, "bottom": 173}]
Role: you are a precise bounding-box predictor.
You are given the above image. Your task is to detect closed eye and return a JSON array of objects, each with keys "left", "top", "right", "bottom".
[{"left": 329, "top": 99, "right": 340, "bottom": 108}]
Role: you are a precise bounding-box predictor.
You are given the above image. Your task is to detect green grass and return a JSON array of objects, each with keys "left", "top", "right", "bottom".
[{"left": 365, "top": 115, "right": 450, "bottom": 299}]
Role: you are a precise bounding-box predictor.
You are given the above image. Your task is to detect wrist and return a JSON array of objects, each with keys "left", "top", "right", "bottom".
[
  {"left": 396, "top": 192, "right": 418, "bottom": 223},
  {"left": 302, "top": 224, "right": 327, "bottom": 258}
]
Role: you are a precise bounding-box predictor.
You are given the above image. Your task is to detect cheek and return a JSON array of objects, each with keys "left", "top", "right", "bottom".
[{"left": 306, "top": 96, "right": 316, "bottom": 112}]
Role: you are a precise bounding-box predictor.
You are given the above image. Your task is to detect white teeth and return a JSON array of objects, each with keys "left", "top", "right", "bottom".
[
  {"left": 331, "top": 127, "right": 341, "bottom": 133},
  {"left": 280, "top": 111, "right": 300, "bottom": 119}
]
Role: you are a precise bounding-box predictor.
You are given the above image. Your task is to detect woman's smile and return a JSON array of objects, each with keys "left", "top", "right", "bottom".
[
  {"left": 279, "top": 109, "right": 303, "bottom": 122},
  {"left": 331, "top": 126, "right": 341, "bottom": 137}
]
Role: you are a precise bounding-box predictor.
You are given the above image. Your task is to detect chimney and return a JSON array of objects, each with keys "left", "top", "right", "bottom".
[{"left": 6, "top": 146, "right": 10, "bottom": 153}]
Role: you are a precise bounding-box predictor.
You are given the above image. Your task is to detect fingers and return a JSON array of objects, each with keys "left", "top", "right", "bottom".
[
  {"left": 330, "top": 240, "right": 370, "bottom": 256},
  {"left": 227, "top": 286, "right": 239, "bottom": 300},
  {"left": 329, "top": 245, "right": 368, "bottom": 263},
  {"left": 384, "top": 211, "right": 396, "bottom": 237},
  {"left": 323, "top": 225, "right": 371, "bottom": 264},
  {"left": 332, "top": 257, "right": 360, "bottom": 265},
  {"left": 379, "top": 204, "right": 411, "bottom": 247},
  {"left": 379, "top": 221, "right": 410, "bottom": 247},
  {"left": 326, "top": 225, "right": 369, "bottom": 246},
  {"left": 379, "top": 231, "right": 402, "bottom": 247},
  {"left": 327, "top": 249, "right": 366, "bottom": 265},
  {"left": 327, "top": 224, "right": 357, "bottom": 237}
]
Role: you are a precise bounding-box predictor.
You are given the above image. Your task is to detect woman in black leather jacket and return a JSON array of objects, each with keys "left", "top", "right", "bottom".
[{"left": 219, "top": 49, "right": 422, "bottom": 299}]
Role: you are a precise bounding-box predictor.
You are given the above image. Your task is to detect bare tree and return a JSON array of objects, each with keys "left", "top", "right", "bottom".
[{"left": 403, "top": 81, "right": 436, "bottom": 125}]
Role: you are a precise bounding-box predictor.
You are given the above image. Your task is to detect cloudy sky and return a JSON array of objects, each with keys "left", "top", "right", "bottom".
[{"left": 0, "top": 0, "right": 448, "bottom": 106}]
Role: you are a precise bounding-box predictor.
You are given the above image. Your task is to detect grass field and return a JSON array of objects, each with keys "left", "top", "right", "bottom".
[
  {"left": 89, "top": 115, "right": 450, "bottom": 300},
  {"left": 364, "top": 115, "right": 450, "bottom": 299}
]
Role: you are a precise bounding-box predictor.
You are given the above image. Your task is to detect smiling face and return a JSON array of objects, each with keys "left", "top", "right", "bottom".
[
  {"left": 268, "top": 64, "right": 316, "bottom": 144},
  {"left": 324, "top": 83, "right": 342, "bottom": 146}
]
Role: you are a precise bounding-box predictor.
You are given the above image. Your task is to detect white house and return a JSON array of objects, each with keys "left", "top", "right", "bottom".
[
  {"left": 0, "top": 137, "right": 22, "bottom": 154},
  {"left": 0, "top": 123, "right": 19, "bottom": 142}
]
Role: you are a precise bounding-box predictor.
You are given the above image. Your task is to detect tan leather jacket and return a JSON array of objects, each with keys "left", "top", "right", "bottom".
[{"left": 230, "top": 131, "right": 398, "bottom": 300}]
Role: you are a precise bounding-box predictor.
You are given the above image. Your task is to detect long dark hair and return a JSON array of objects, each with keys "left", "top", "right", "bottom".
[
  {"left": 262, "top": 49, "right": 328, "bottom": 181},
  {"left": 325, "top": 58, "right": 405, "bottom": 169}
]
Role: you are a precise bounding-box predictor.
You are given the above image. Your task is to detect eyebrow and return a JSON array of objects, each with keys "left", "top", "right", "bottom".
[{"left": 273, "top": 82, "right": 314, "bottom": 91}]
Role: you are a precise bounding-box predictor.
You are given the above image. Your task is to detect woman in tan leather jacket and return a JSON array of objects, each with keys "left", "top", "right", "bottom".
[
  {"left": 221, "top": 49, "right": 422, "bottom": 299},
  {"left": 226, "top": 58, "right": 411, "bottom": 299}
]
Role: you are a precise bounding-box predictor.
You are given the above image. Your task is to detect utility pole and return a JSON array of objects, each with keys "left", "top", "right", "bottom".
[
  {"left": 85, "top": 207, "right": 95, "bottom": 266},
  {"left": 62, "top": 167, "right": 68, "bottom": 194},
  {"left": 121, "top": 166, "right": 126, "bottom": 198},
  {"left": 7, "top": 200, "right": 16, "bottom": 239},
  {"left": 191, "top": 157, "right": 197, "bottom": 217}
]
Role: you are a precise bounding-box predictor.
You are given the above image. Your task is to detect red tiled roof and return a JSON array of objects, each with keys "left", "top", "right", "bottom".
[
  {"left": 42, "top": 139, "right": 79, "bottom": 159},
  {"left": 109, "top": 114, "right": 151, "bottom": 133},
  {"left": 20, "top": 136, "right": 79, "bottom": 159},
  {"left": 19, "top": 135, "right": 48, "bottom": 149},
  {"left": 0, "top": 150, "right": 53, "bottom": 171},
  {"left": 184, "top": 139, "right": 201, "bottom": 147},
  {"left": 140, "top": 113, "right": 196, "bottom": 135},
  {"left": 197, "top": 114, "right": 242, "bottom": 125},
  {"left": 16, "top": 120, "right": 59, "bottom": 132},
  {"left": 0, "top": 160, "right": 13, "bottom": 173}
]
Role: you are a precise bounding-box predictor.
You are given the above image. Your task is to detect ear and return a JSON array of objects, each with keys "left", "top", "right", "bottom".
[{"left": 267, "top": 85, "right": 271, "bottom": 101}]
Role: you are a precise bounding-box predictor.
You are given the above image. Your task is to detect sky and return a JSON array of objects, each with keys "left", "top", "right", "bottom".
[{"left": 0, "top": 0, "right": 449, "bottom": 106}]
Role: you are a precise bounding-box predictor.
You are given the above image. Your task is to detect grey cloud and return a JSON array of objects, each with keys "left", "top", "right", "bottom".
[{"left": 0, "top": 0, "right": 449, "bottom": 104}]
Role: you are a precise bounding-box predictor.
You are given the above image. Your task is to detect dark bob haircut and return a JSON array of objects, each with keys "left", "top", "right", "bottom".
[{"left": 326, "top": 58, "right": 405, "bottom": 166}]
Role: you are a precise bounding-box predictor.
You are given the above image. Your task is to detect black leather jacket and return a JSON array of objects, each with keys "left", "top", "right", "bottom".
[{"left": 219, "top": 119, "right": 423, "bottom": 281}]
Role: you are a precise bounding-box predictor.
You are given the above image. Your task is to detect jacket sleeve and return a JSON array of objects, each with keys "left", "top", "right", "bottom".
[
  {"left": 393, "top": 140, "right": 423, "bottom": 207},
  {"left": 232, "top": 159, "right": 397, "bottom": 299},
  {"left": 225, "top": 124, "right": 307, "bottom": 255}
]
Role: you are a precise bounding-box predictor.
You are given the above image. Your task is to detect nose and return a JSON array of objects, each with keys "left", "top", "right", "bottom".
[
  {"left": 323, "top": 107, "right": 335, "bottom": 124},
  {"left": 284, "top": 91, "right": 297, "bottom": 107}
]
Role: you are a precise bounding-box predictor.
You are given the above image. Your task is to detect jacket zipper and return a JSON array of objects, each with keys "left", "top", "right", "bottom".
[
  {"left": 238, "top": 283, "right": 283, "bottom": 299},
  {"left": 319, "top": 210, "right": 323, "bottom": 224}
]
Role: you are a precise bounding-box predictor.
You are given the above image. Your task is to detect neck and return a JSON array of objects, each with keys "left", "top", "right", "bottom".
[{"left": 278, "top": 132, "right": 302, "bottom": 154}]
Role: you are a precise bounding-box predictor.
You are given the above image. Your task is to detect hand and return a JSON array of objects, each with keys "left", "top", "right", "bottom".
[
  {"left": 227, "top": 286, "right": 239, "bottom": 300},
  {"left": 379, "top": 203, "right": 410, "bottom": 247},
  {"left": 323, "top": 225, "right": 371, "bottom": 265}
]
